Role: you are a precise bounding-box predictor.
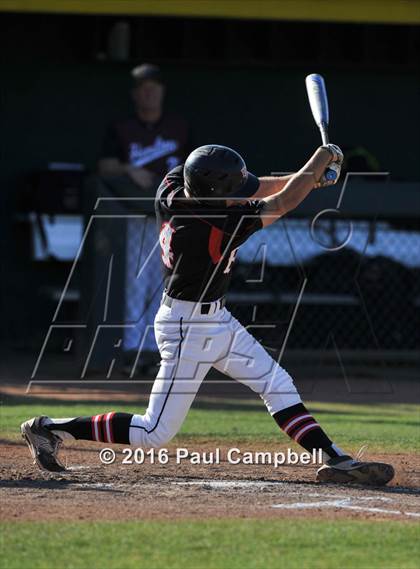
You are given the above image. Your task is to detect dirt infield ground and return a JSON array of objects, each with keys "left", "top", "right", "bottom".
[
  {"left": 1, "top": 441, "right": 419, "bottom": 523},
  {"left": 1, "top": 383, "right": 419, "bottom": 529}
]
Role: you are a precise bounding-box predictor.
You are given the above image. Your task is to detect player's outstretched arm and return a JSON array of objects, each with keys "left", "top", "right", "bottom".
[
  {"left": 252, "top": 175, "right": 294, "bottom": 199},
  {"left": 260, "top": 146, "right": 335, "bottom": 227}
]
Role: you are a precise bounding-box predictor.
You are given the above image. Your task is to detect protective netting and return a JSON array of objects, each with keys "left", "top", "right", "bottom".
[{"left": 230, "top": 219, "right": 420, "bottom": 352}]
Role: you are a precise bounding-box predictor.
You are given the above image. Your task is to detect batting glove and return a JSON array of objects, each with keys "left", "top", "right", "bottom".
[{"left": 321, "top": 143, "right": 344, "bottom": 165}]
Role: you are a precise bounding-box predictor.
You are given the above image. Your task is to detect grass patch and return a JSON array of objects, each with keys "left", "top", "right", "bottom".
[
  {"left": 1, "top": 520, "right": 419, "bottom": 569},
  {"left": 1, "top": 395, "right": 419, "bottom": 452}
]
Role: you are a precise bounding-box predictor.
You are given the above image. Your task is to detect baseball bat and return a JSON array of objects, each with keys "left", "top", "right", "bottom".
[{"left": 305, "top": 73, "right": 337, "bottom": 181}]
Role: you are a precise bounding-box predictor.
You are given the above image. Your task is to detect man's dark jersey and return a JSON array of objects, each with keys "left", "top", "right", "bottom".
[
  {"left": 155, "top": 165, "right": 263, "bottom": 302},
  {"left": 101, "top": 114, "right": 190, "bottom": 178}
]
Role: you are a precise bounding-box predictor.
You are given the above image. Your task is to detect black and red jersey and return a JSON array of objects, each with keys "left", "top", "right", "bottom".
[{"left": 155, "top": 165, "right": 263, "bottom": 302}]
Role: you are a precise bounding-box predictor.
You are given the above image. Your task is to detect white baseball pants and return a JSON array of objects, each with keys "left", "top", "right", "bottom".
[{"left": 129, "top": 297, "right": 302, "bottom": 447}]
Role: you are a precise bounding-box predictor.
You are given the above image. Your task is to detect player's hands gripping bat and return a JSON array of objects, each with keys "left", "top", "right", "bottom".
[
  {"left": 322, "top": 143, "right": 343, "bottom": 164},
  {"left": 315, "top": 143, "right": 343, "bottom": 187},
  {"left": 305, "top": 73, "right": 343, "bottom": 186}
]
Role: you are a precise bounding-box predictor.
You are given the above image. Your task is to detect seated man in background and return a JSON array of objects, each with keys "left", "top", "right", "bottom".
[
  {"left": 98, "top": 63, "right": 190, "bottom": 374},
  {"left": 98, "top": 63, "right": 189, "bottom": 186}
]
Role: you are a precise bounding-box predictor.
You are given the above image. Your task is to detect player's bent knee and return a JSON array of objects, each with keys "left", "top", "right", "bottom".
[
  {"left": 262, "top": 364, "right": 302, "bottom": 414},
  {"left": 129, "top": 416, "right": 178, "bottom": 448},
  {"left": 146, "top": 428, "right": 175, "bottom": 448}
]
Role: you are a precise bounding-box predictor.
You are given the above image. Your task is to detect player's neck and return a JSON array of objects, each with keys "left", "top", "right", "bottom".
[{"left": 136, "top": 107, "right": 162, "bottom": 125}]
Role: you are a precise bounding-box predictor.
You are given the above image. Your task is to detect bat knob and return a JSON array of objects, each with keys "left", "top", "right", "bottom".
[{"left": 325, "top": 168, "right": 338, "bottom": 181}]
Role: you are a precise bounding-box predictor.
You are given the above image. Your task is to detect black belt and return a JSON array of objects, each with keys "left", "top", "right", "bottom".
[{"left": 162, "top": 294, "right": 226, "bottom": 315}]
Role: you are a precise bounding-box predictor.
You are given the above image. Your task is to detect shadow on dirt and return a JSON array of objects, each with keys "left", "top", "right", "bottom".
[{"left": 0, "top": 478, "right": 125, "bottom": 493}]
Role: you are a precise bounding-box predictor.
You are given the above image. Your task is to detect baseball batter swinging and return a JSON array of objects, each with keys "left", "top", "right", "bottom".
[{"left": 22, "top": 144, "right": 394, "bottom": 485}]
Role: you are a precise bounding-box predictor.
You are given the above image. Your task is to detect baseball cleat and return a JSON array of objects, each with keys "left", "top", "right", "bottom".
[
  {"left": 316, "top": 455, "right": 394, "bottom": 486},
  {"left": 21, "top": 416, "right": 66, "bottom": 472}
]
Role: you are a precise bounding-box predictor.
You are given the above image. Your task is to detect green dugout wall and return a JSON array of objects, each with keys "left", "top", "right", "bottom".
[{"left": 1, "top": 12, "right": 419, "bottom": 347}]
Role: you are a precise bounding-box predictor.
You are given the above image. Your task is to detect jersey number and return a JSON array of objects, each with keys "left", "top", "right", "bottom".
[{"left": 159, "top": 222, "right": 175, "bottom": 269}]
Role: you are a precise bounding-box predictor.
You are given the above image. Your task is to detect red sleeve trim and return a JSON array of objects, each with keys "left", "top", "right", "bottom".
[{"left": 208, "top": 226, "right": 224, "bottom": 264}]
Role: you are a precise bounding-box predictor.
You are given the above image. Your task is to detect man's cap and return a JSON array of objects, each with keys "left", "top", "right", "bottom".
[{"left": 131, "top": 63, "right": 163, "bottom": 86}]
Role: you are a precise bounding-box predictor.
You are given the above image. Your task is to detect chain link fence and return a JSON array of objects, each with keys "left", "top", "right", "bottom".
[
  {"left": 26, "top": 199, "right": 419, "bottom": 379},
  {"left": 230, "top": 218, "right": 420, "bottom": 355}
]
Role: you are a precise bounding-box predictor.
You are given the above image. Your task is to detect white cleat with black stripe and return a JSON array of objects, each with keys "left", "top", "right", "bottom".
[
  {"left": 21, "top": 416, "right": 66, "bottom": 472},
  {"left": 316, "top": 455, "right": 394, "bottom": 486}
]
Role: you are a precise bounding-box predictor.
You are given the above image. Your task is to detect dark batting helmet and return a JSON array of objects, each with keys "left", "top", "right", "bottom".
[{"left": 183, "top": 145, "right": 259, "bottom": 205}]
